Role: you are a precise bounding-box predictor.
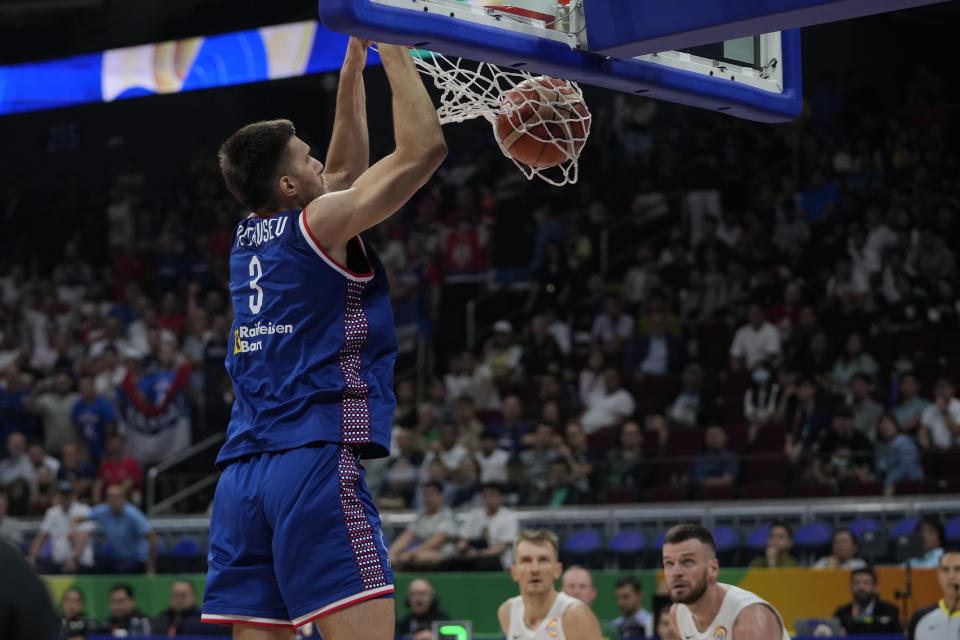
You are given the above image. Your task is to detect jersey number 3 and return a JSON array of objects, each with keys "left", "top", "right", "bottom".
[{"left": 248, "top": 256, "right": 264, "bottom": 314}]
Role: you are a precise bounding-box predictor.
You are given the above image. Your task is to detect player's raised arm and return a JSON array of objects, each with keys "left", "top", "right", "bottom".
[
  {"left": 304, "top": 43, "right": 447, "bottom": 249},
  {"left": 322, "top": 37, "right": 370, "bottom": 192}
]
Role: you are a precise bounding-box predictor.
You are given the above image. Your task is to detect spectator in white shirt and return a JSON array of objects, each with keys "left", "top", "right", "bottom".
[
  {"left": 729, "top": 303, "right": 782, "bottom": 370},
  {"left": 422, "top": 424, "right": 469, "bottom": 478},
  {"left": 93, "top": 346, "right": 127, "bottom": 400},
  {"left": 450, "top": 483, "right": 519, "bottom": 570},
  {"left": 812, "top": 528, "right": 868, "bottom": 570},
  {"left": 444, "top": 351, "right": 500, "bottom": 411},
  {"left": 28, "top": 442, "right": 60, "bottom": 480},
  {"left": 388, "top": 481, "right": 458, "bottom": 571},
  {"left": 580, "top": 369, "right": 636, "bottom": 434},
  {"left": 27, "top": 481, "right": 95, "bottom": 574},
  {"left": 592, "top": 297, "right": 635, "bottom": 356},
  {"left": 919, "top": 377, "right": 960, "bottom": 449},
  {"left": 475, "top": 430, "right": 509, "bottom": 484}
]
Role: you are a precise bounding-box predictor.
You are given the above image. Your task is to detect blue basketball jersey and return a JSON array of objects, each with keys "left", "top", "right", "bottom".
[{"left": 216, "top": 209, "right": 397, "bottom": 467}]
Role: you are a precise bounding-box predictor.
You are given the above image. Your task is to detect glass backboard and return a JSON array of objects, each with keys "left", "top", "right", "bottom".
[{"left": 318, "top": 0, "right": 802, "bottom": 122}]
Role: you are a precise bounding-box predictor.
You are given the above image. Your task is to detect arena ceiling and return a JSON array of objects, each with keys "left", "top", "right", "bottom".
[{"left": 0, "top": 0, "right": 957, "bottom": 67}]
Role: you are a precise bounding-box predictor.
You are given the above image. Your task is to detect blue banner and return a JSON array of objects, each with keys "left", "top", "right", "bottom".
[{"left": 0, "top": 21, "right": 379, "bottom": 116}]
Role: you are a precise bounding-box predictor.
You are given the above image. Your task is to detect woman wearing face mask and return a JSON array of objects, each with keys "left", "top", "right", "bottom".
[{"left": 744, "top": 363, "right": 780, "bottom": 442}]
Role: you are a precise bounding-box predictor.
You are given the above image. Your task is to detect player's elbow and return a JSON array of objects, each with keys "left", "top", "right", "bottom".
[{"left": 423, "top": 140, "right": 447, "bottom": 168}]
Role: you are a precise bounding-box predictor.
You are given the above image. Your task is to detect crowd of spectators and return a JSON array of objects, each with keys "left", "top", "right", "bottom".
[
  {"left": 58, "top": 580, "right": 229, "bottom": 638},
  {"left": 0, "top": 56, "right": 957, "bottom": 534},
  {"left": 363, "top": 62, "right": 960, "bottom": 511}
]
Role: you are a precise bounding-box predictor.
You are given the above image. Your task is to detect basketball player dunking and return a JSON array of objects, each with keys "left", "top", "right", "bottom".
[
  {"left": 498, "top": 530, "right": 602, "bottom": 640},
  {"left": 663, "top": 524, "right": 790, "bottom": 640},
  {"left": 200, "top": 38, "right": 446, "bottom": 640}
]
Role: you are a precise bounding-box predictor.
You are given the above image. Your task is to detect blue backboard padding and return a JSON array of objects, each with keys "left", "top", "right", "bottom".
[
  {"left": 318, "top": 0, "right": 803, "bottom": 122},
  {"left": 584, "top": 0, "right": 947, "bottom": 57}
]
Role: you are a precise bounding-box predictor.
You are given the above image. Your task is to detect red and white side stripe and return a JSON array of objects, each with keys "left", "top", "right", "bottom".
[
  {"left": 298, "top": 210, "right": 374, "bottom": 282},
  {"left": 292, "top": 584, "right": 396, "bottom": 628},
  {"left": 201, "top": 584, "right": 394, "bottom": 629},
  {"left": 201, "top": 613, "right": 294, "bottom": 629}
]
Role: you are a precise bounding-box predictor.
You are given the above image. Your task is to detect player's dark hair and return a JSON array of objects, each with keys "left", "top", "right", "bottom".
[
  {"left": 664, "top": 523, "right": 718, "bottom": 555},
  {"left": 219, "top": 119, "right": 297, "bottom": 212},
  {"left": 851, "top": 567, "right": 876, "bottom": 583},
  {"left": 109, "top": 583, "right": 134, "bottom": 599},
  {"left": 615, "top": 575, "right": 643, "bottom": 593},
  {"left": 479, "top": 429, "right": 498, "bottom": 441}
]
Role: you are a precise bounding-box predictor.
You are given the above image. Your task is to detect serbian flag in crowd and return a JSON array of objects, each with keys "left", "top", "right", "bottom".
[{"left": 115, "top": 363, "right": 193, "bottom": 465}]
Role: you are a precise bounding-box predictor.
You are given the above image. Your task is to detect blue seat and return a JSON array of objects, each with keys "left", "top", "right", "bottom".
[
  {"left": 711, "top": 526, "right": 739, "bottom": 553},
  {"left": 565, "top": 530, "right": 602, "bottom": 554},
  {"left": 610, "top": 530, "right": 646, "bottom": 554},
  {"left": 890, "top": 517, "right": 919, "bottom": 538},
  {"left": 946, "top": 516, "right": 960, "bottom": 543},
  {"left": 848, "top": 518, "right": 880, "bottom": 541},
  {"left": 171, "top": 538, "right": 202, "bottom": 557},
  {"left": 655, "top": 531, "right": 668, "bottom": 549},
  {"left": 746, "top": 525, "right": 771, "bottom": 551},
  {"left": 795, "top": 522, "right": 832, "bottom": 549}
]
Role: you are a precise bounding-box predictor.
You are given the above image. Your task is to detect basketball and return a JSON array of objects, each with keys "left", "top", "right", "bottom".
[{"left": 495, "top": 75, "right": 591, "bottom": 169}]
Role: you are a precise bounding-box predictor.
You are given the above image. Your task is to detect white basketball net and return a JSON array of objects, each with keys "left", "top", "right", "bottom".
[{"left": 412, "top": 51, "right": 591, "bottom": 186}]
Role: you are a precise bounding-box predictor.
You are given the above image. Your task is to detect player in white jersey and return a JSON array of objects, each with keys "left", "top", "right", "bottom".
[
  {"left": 497, "top": 530, "right": 602, "bottom": 640},
  {"left": 662, "top": 524, "right": 790, "bottom": 640}
]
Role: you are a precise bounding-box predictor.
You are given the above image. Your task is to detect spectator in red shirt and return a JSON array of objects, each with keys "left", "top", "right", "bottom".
[
  {"left": 93, "top": 435, "right": 143, "bottom": 505},
  {"left": 157, "top": 291, "right": 186, "bottom": 337}
]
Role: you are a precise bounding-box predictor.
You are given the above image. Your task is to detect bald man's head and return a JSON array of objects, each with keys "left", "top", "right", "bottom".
[
  {"left": 561, "top": 566, "right": 597, "bottom": 606},
  {"left": 407, "top": 579, "right": 436, "bottom": 615}
]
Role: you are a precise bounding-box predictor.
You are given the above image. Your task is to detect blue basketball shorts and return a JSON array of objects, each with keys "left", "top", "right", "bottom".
[{"left": 201, "top": 443, "right": 394, "bottom": 630}]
